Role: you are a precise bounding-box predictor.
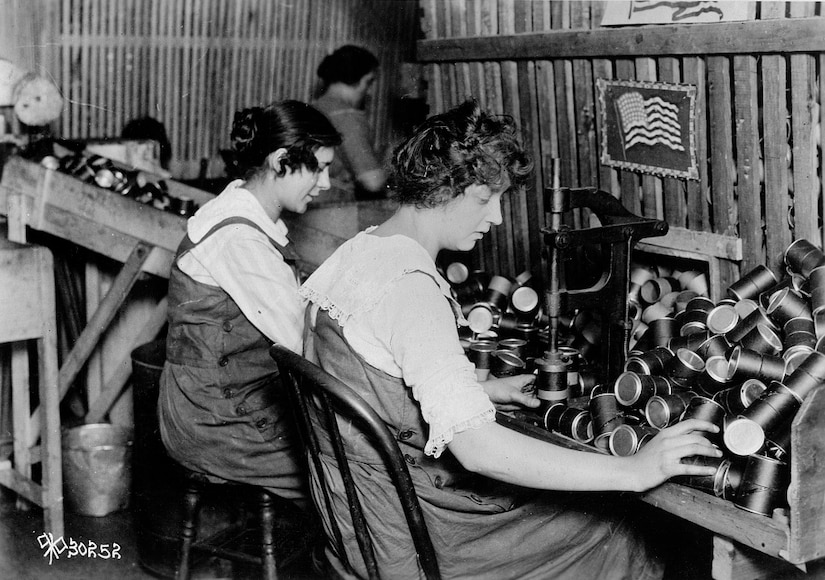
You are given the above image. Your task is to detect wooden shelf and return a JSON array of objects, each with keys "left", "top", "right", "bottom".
[{"left": 499, "top": 387, "right": 825, "bottom": 566}]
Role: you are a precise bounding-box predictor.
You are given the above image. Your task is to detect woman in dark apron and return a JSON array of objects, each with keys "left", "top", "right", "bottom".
[
  {"left": 301, "top": 100, "right": 720, "bottom": 579},
  {"left": 159, "top": 100, "right": 340, "bottom": 503}
]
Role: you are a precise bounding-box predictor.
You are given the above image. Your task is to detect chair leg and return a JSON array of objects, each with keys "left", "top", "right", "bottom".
[
  {"left": 175, "top": 481, "right": 202, "bottom": 580},
  {"left": 258, "top": 492, "right": 279, "bottom": 580}
]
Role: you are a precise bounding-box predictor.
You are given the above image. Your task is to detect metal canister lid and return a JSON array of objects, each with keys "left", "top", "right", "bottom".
[{"left": 706, "top": 304, "right": 740, "bottom": 334}]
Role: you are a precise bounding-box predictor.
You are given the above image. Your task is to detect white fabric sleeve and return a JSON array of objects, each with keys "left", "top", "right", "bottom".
[
  {"left": 188, "top": 226, "right": 305, "bottom": 354},
  {"left": 368, "top": 272, "right": 496, "bottom": 458}
]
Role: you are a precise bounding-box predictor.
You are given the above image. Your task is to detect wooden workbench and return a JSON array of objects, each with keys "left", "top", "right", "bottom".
[
  {"left": 0, "top": 155, "right": 214, "bottom": 425},
  {"left": 500, "top": 386, "right": 825, "bottom": 579}
]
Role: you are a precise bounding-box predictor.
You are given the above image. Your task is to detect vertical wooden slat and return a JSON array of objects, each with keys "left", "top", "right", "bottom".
[
  {"left": 481, "top": 0, "right": 506, "bottom": 275},
  {"left": 733, "top": 55, "right": 764, "bottom": 273},
  {"left": 590, "top": 0, "right": 617, "bottom": 195},
  {"left": 572, "top": 2, "right": 598, "bottom": 189},
  {"left": 658, "top": 56, "right": 686, "bottom": 227},
  {"left": 466, "top": 0, "right": 486, "bottom": 110},
  {"left": 683, "top": 56, "right": 709, "bottom": 231},
  {"left": 451, "top": 0, "right": 471, "bottom": 101},
  {"left": 789, "top": 2, "right": 817, "bottom": 244},
  {"left": 533, "top": 1, "right": 559, "bottom": 190},
  {"left": 707, "top": 55, "right": 739, "bottom": 288},
  {"left": 438, "top": 0, "right": 457, "bottom": 109},
  {"left": 615, "top": 58, "right": 641, "bottom": 215},
  {"left": 635, "top": 57, "right": 663, "bottom": 219},
  {"left": 552, "top": 1, "right": 576, "bottom": 191},
  {"left": 514, "top": 0, "right": 544, "bottom": 278},
  {"left": 499, "top": 0, "right": 527, "bottom": 276},
  {"left": 421, "top": 0, "right": 443, "bottom": 114},
  {"left": 761, "top": 3, "right": 793, "bottom": 270}
]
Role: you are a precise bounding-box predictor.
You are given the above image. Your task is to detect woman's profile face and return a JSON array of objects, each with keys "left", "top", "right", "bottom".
[
  {"left": 276, "top": 146, "right": 335, "bottom": 214},
  {"left": 437, "top": 179, "right": 508, "bottom": 252}
]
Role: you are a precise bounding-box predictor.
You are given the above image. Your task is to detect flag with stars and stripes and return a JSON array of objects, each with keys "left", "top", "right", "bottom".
[{"left": 616, "top": 91, "right": 685, "bottom": 152}]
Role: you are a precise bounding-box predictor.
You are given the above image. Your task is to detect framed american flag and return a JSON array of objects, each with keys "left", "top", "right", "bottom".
[{"left": 597, "top": 79, "right": 698, "bottom": 180}]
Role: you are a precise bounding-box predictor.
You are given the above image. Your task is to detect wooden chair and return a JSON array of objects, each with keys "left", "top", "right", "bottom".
[
  {"left": 172, "top": 464, "right": 312, "bottom": 580},
  {"left": 270, "top": 344, "right": 441, "bottom": 580},
  {"left": 0, "top": 240, "right": 63, "bottom": 537}
]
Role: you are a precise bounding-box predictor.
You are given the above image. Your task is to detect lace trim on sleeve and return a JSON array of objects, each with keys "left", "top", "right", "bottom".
[
  {"left": 298, "top": 285, "right": 348, "bottom": 324},
  {"left": 424, "top": 407, "right": 496, "bottom": 459}
]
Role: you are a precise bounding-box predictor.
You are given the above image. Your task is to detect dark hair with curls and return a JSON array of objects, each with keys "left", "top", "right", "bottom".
[
  {"left": 317, "top": 45, "right": 379, "bottom": 87},
  {"left": 389, "top": 100, "right": 533, "bottom": 208},
  {"left": 227, "top": 100, "right": 341, "bottom": 180}
]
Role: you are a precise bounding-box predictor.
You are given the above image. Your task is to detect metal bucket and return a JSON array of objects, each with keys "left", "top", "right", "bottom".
[{"left": 62, "top": 423, "right": 133, "bottom": 517}]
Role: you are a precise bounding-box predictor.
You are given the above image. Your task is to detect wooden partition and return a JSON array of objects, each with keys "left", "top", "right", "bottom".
[
  {"left": 417, "top": 1, "right": 825, "bottom": 296},
  {"left": 8, "top": 0, "right": 417, "bottom": 179}
]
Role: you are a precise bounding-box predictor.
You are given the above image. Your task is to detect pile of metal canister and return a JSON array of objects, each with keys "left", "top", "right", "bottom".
[
  {"left": 449, "top": 264, "right": 543, "bottom": 376},
  {"left": 39, "top": 151, "right": 198, "bottom": 217},
  {"left": 601, "top": 238, "right": 825, "bottom": 518},
  {"left": 448, "top": 263, "right": 599, "bottom": 444},
  {"left": 453, "top": 238, "right": 825, "bottom": 519}
]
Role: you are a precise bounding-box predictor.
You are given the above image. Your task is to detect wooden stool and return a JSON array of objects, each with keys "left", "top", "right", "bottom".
[
  {"left": 0, "top": 241, "right": 63, "bottom": 537},
  {"left": 174, "top": 465, "right": 314, "bottom": 580}
]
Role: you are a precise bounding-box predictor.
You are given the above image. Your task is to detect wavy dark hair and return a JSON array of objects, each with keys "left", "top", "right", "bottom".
[
  {"left": 317, "top": 45, "right": 379, "bottom": 87},
  {"left": 389, "top": 100, "right": 533, "bottom": 208},
  {"left": 227, "top": 100, "right": 341, "bottom": 180}
]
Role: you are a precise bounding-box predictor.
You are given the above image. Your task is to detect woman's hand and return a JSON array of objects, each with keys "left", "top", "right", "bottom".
[
  {"left": 481, "top": 374, "right": 539, "bottom": 411},
  {"left": 627, "top": 419, "right": 722, "bottom": 492}
]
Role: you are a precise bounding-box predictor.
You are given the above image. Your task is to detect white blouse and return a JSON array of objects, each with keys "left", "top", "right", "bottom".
[
  {"left": 177, "top": 180, "right": 305, "bottom": 354},
  {"left": 301, "top": 230, "right": 496, "bottom": 458}
]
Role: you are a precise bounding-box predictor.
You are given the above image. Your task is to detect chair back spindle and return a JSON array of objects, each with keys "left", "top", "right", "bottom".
[{"left": 270, "top": 344, "right": 441, "bottom": 580}]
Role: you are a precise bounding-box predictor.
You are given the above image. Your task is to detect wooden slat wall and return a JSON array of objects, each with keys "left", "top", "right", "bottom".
[
  {"left": 15, "top": 0, "right": 417, "bottom": 179},
  {"left": 418, "top": 1, "right": 825, "bottom": 292}
]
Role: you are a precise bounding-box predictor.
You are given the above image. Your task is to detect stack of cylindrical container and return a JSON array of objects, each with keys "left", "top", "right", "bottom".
[
  {"left": 449, "top": 264, "right": 544, "bottom": 377},
  {"left": 451, "top": 238, "right": 825, "bottom": 520},
  {"left": 38, "top": 151, "right": 197, "bottom": 217},
  {"left": 604, "top": 238, "right": 825, "bottom": 518}
]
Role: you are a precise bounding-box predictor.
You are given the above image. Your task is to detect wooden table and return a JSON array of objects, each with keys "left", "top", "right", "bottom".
[{"left": 0, "top": 156, "right": 214, "bottom": 423}]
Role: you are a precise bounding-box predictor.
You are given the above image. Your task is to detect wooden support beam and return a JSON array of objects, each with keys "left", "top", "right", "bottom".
[
  {"left": 56, "top": 241, "right": 152, "bottom": 401},
  {"left": 84, "top": 297, "right": 168, "bottom": 424},
  {"left": 417, "top": 17, "right": 825, "bottom": 63},
  {"left": 0, "top": 460, "right": 43, "bottom": 506}
]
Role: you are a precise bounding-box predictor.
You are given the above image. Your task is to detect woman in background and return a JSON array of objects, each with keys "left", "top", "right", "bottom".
[
  {"left": 300, "top": 100, "right": 720, "bottom": 579},
  {"left": 159, "top": 100, "right": 340, "bottom": 503},
  {"left": 313, "top": 45, "right": 387, "bottom": 200}
]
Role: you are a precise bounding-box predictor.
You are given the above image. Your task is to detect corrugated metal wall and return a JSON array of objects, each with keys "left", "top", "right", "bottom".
[{"left": 5, "top": 0, "right": 418, "bottom": 179}]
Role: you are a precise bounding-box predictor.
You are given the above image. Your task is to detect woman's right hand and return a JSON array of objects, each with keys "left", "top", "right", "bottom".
[{"left": 627, "top": 419, "right": 722, "bottom": 492}]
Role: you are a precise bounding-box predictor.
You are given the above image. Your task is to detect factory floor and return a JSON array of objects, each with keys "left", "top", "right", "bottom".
[
  {"left": 0, "top": 483, "right": 321, "bottom": 580},
  {"left": 0, "top": 483, "right": 711, "bottom": 580},
  {"left": 5, "top": 477, "right": 810, "bottom": 580}
]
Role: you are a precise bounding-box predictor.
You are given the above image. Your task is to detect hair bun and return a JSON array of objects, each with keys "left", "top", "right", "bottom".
[{"left": 231, "top": 107, "right": 263, "bottom": 154}]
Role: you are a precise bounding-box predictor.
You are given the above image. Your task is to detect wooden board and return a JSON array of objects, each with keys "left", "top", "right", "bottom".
[
  {"left": 417, "top": 17, "right": 825, "bottom": 62},
  {"left": 500, "top": 385, "right": 825, "bottom": 566},
  {"left": 0, "top": 156, "right": 209, "bottom": 278},
  {"left": 497, "top": 412, "right": 790, "bottom": 560}
]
